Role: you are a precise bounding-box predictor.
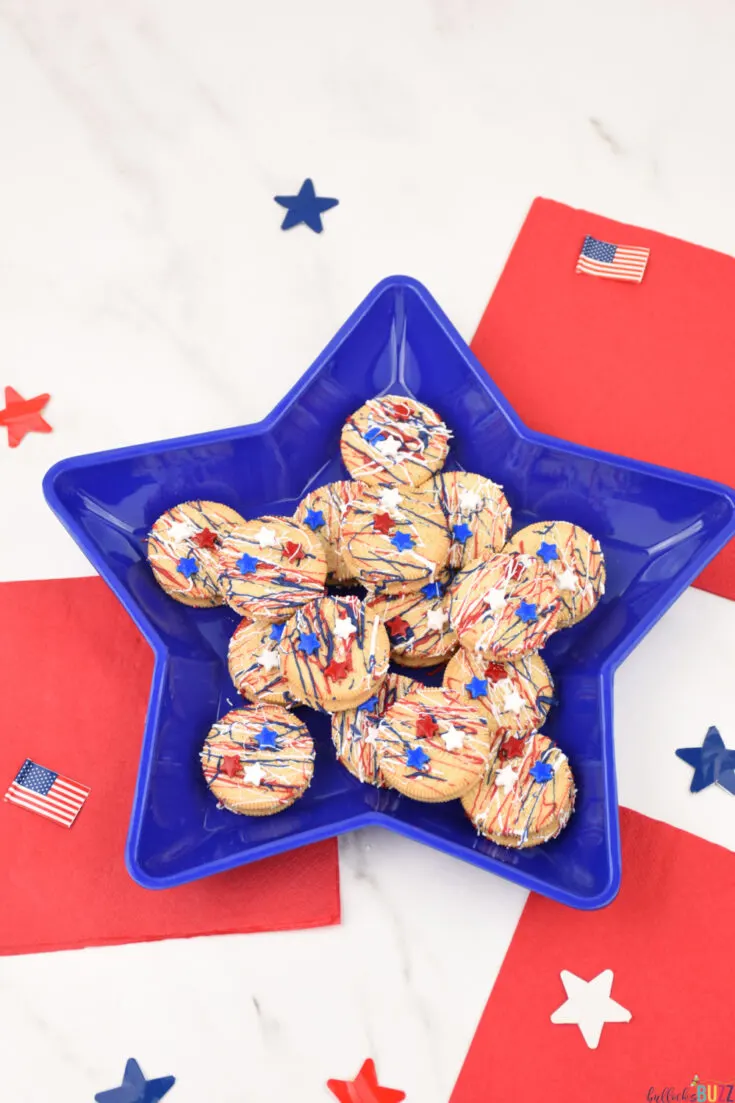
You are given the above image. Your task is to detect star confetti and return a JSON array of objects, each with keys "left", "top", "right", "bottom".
[
  {"left": 441, "top": 725, "right": 465, "bottom": 751},
  {"left": 236, "top": 553, "right": 258, "bottom": 574},
  {"left": 95, "top": 1058, "right": 175, "bottom": 1103},
  {"left": 255, "top": 727, "right": 279, "bottom": 750},
  {"left": 453, "top": 522, "right": 473, "bottom": 543},
  {"left": 416, "top": 713, "right": 439, "bottom": 740},
  {"left": 495, "top": 763, "right": 518, "bottom": 793},
  {"left": 243, "top": 763, "right": 266, "bottom": 787},
  {"left": 327, "top": 1057, "right": 406, "bottom": 1103},
  {"left": 298, "top": 632, "right": 321, "bottom": 655},
  {"left": 274, "top": 178, "right": 339, "bottom": 233},
  {"left": 407, "top": 745, "right": 431, "bottom": 771},
  {"left": 503, "top": 688, "right": 525, "bottom": 714},
  {"left": 422, "top": 580, "right": 444, "bottom": 599},
  {"left": 0, "top": 386, "right": 52, "bottom": 448},
  {"left": 191, "top": 527, "right": 218, "bottom": 549},
  {"left": 556, "top": 568, "right": 578, "bottom": 592},
  {"left": 221, "top": 755, "right": 242, "bottom": 778},
  {"left": 334, "top": 615, "right": 357, "bottom": 640},
  {"left": 255, "top": 648, "right": 280, "bottom": 671},
  {"left": 498, "top": 734, "right": 528, "bottom": 761},
  {"left": 303, "top": 508, "right": 325, "bottom": 530},
  {"left": 379, "top": 487, "right": 402, "bottom": 512},
  {"left": 375, "top": 435, "right": 402, "bottom": 460},
  {"left": 530, "top": 760, "right": 554, "bottom": 783},
  {"left": 425, "top": 607, "right": 448, "bottom": 632},
  {"left": 324, "top": 658, "right": 349, "bottom": 681},
  {"left": 391, "top": 531, "right": 414, "bottom": 552},
  {"left": 176, "top": 557, "right": 198, "bottom": 578},
  {"left": 373, "top": 512, "right": 396, "bottom": 535},
  {"left": 465, "top": 676, "right": 488, "bottom": 699},
  {"left": 550, "top": 969, "right": 631, "bottom": 1049},
  {"left": 283, "top": 540, "right": 305, "bottom": 563},
  {"left": 364, "top": 426, "right": 384, "bottom": 444},
  {"left": 458, "top": 489, "right": 482, "bottom": 511},
  {"left": 166, "top": 519, "right": 198, "bottom": 542},
  {"left": 256, "top": 525, "right": 278, "bottom": 548},
  {"left": 385, "top": 615, "right": 411, "bottom": 639},
  {"left": 270, "top": 622, "right": 286, "bottom": 642},
  {"left": 675, "top": 725, "right": 735, "bottom": 794},
  {"left": 516, "top": 600, "right": 538, "bottom": 623},
  {"left": 386, "top": 399, "right": 412, "bottom": 421},
  {"left": 483, "top": 587, "right": 506, "bottom": 612},
  {"left": 537, "top": 541, "right": 559, "bottom": 563},
  {"left": 485, "top": 661, "right": 508, "bottom": 683},
  {"left": 358, "top": 696, "right": 380, "bottom": 712}
]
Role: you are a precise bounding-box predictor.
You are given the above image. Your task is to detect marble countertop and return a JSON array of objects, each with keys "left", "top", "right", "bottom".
[{"left": 1, "top": 2, "right": 734, "bottom": 1100}]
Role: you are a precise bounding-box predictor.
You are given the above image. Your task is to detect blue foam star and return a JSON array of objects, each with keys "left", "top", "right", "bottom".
[
  {"left": 256, "top": 726, "right": 279, "bottom": 750},
  {"left": 406, "top": 745, "right": 431, "bottom": 771},
  {"left": 453, "top": 522, "right": 473, "bottom": 543},
  {"left": 236, "top": 552, "right": 258, "bottom": 574},
  {"left": 422, "top": 580, "right": 445, "bottom": 599},
  {"left": 537, "top": 541, "right": 559, "bottom": 564},
  {"left": 298, "top": 632, "right": 321, "bottom": 655},
  {"left": 363, "top": 426, "right": 384, "bottom": 444},
  {"left": 357, "top": 696, "right": 380, "bottom": 712},
  {"left": 176, "top": 556, "right": 198, "bottom": 578},
  {"left": 274, "top": 178, "right": 339, "bottom": 233},
  {"left": 391, "top": 531, "right": 415, "bottom": 552},
  {"left": 530, "top": 760, "right": 554, "bottom": 784},
  {"left": 465, "top": 676, "right": 488, "bottom": 699},
  {"left": 516, "top": 601, "right": 538, "bottom": 623},
  {"left": 303, "top": 508, "right": 325, "bottom": 531},
  {"left": 95, "top": 1058, "right": 175, "bottom": 1103},
  {"left": 270, "top": 622, "right": 286, "bottom": 642},
  {"left": 675, "top": 725, "right": 735, "bottom": 794}
]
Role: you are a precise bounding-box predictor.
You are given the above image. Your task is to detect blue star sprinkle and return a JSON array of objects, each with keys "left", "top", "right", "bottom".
[
  {"left": 270, "top": 622, "right": 286, "bottom": 642},
  {"left": 274, "top": 178, "right": 339, "bottom": 233},
  {"left": 466, "top": 676, "right": 488, "bottom": 699},
  {"left": 298, "top": 632, "right": 321, "bottom": 655},
  {"left": 176, "top": 557, "right": 198, "bottom": 578},
  {"left": 422, "top": 580, "right": 445, "bottom": 599},
  {"left": 236, "top": 552, "right": 258, "bottom": 574},
  {"left": 675, "top": 725, "right": 735, "bottom": 794},
  {"left": 95, "top": 1058, "right": 175, "bottom": 1103},
  {"left": 391, "top": 531, "right": 415, "bottom": 552},
  {"left": 364, "top": 426, "right": 384, "bottom": 444},
  {"left": 537, "top": 541, "right": 559, "bottom": 564},
  {"left": 453, "top": 522, "right": 473, "bottom": 543},
  {"left": 303, "top": 508, "right": 325, "bottom": 531},
  {"left": 406, "top": 746, "right": 431, "bottom": 771},
  {"left": 358, "top": 696, "right": 380, "bottom": 712},
  {"left": 530, "top": 760, "right": 554, "bottom": 784},
  {"left": 516, "top": 601, "right": 538, "bottom": 623},
  {"left": 256, "top": 726, "right": 279, "bottom": 751}
]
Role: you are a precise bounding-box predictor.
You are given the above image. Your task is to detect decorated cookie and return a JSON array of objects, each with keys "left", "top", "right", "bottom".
[
  {"left": 341, "top": 483, "right": 451, "bottom": 593},
  {"left": 505, "top": 521, "right": 605, "bottom": 627},
  {"left": 461, "top": 731, "right": 575, "bottom": 847},
  {"left": 200, "top": 704, "right": 314, "bottom": 817},
  {"left": 340, "top": 395, "right": 451, "bottom": 489},
  {"left": 331, "top": 673, "right": 417, "bottom": 786},
  {"left": 227, "top": 617, "right": 301, "bottom": 708},
  {"left": 443, "top": 647, "right": 554, "bottom": 731},
  {"left": 431, "top": 471, "right": 512, "bottom": 570},
  {"left": 217, "top": 515, "right": 327, "bottom": 621},
  {"left": 449, "top": 553, "right": 561, "bottom": 659},
  {"left": 147, "top": 500, "right": 246, "bottom": 607},
  {"left": 366, "top": 581, "right": 457, "bottom": 667},
  {"left": 294, "top": 480, "right": 359, "bottom": 585},
  {"left": 281, "top": 595, "right": 390, "bottom": 711},
  {"left": 374, "top": 686, "right": 493, "bottom": 802}
]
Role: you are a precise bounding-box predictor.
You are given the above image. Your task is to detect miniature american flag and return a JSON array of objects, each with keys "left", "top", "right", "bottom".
[
  {"left": 576, "top": 235, "right": 650, "bottom": 283},
  {"left": 4, "top": 758, "right": 90, "bottom": 827}
]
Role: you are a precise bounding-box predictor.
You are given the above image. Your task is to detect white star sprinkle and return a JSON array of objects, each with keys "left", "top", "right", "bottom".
[
  {"left": 503, "top": 688, "right": 525, "bottom": 714},
  {"left": 256, "top": 526, "right": 278, "bottom": 548},
  {"left": 334, "top": 616, "right": 357, "bottom": 640},
  {"left": 495, "top": 763, "right": 518, "bottom": 793},
  {"left": 379, "top": 487, "right": 403, "bottom": 512},
  {"left": 550, "top": 970, "right": 631, "bottom": 1049},
  {"left": 556, "top": 568, "right": 578, "bottom": 592},
  {"left": 255, "top": 648, "right": 280, "bottom": 672},
  {"left": 375, "top": 435, "right": 402, "bottom": 460},
  {"left": 425, "top": 608, "right": 449, "bottom": 632},
  {"left": 483, "top": 587, "right": 507, "bottom": 612},
  {"left": 440, "top": 725, "right": 465, "bottom": 752},
  {"left": 243, "top": 763, "right": 266, "bottom": 787},
  {"left": 166, "top": 519, "right": 198, "bottom": 542},
  {"left": 458, "top": 489, "right": 482, "bottom": 512}
]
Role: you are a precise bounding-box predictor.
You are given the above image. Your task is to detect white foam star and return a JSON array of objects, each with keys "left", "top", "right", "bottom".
[
  {"left": 550, "top": 970, "right": 631, "bottom": 1049},
  {"left": 375, "top": 435, "right": 402, "bottom": 460},
  {"left": 255, "top": 648, "right": 280, "bottom": 672},
  {"left": 503, "top": 688, "right": 525, "bottom": 714},
  {"left": 483, "top": 587, "right": 507, "bottom": 612},
  {"left": 556, "top": 568, "right": 578, "bottom": 592},
  {"left": 166, "top": 519, "right": 197, "bottom": 542},
  {"left": 379, "top": 487, "right": 403, "bottom": 512},
  {"left": 243, "top": 763, "right": 267, "bottom": 787},
  {"left": 495, "top": 763, "right": 518, "bottom": 793},
  {"left": 441, "top": 725, "right": 465, "bottom": 752},
  {"left": 334, "top": 617, "right": 357, "bottom": 640},
  {"left": 458, "top": 489, "right": 482, "bottom": 512},
  {"left": 256, "top": 526, "right": 278, "bottom": 548},
  {"left": 425, "top": 608, "right": 448, "bottom": 632}
]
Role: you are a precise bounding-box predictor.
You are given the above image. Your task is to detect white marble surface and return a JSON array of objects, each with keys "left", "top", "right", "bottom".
[{"left": 1, "top": 2, "right": 734, "bottom": 1100}]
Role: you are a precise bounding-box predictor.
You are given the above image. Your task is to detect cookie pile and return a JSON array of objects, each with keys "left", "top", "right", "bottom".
[{"left": 147, "top": 395, "right": 605, "bottom": 848}]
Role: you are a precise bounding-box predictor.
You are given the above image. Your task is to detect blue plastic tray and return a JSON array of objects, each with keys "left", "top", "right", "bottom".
[{"left": 44, "top": 276, "right": 735, "bottom": 909}]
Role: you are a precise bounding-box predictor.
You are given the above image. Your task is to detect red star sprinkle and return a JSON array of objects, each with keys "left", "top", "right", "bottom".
[
  {"left": 324, "top": 659, "right": 349, "bottom": 681},
  {"left": 386, "top": 400, "right": 412, "bottom": 422},
  {"left": 373, "top": 512, "right": 396, "bottom": 535},
  {"left": 0, "top": 386, "right": 52, "bottom": 448},
  {"left": 498, "top": 734, "right": 527, "bottom": 761},
  {"left": 385, "top": 615, "right": 410, "bottom": 638},
  {"left": 416, "top": 713, "right": 439, "bottom": 740},
  {"left": 283, "top": 541, "right": 306, "bottom": 563},
  {"left": 221, "top": 755, "right": 242, "bottom": 778},
  {"left": 327, "top": 1058, "right": 405, "bottom": 1103},
  {"left": 484, "top": 661, "right": 508, "bottom": 683},
  {"left": 191, "top": 527, "right": 218, "bottom": 549}
]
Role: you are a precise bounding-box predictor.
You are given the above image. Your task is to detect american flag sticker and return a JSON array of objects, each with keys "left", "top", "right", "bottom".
[
  {"left": 4, "top": 759, "right": 90, "bottom": 827},
  {"left": 576, "top": 235, "right": 650, "bottom": 283}
]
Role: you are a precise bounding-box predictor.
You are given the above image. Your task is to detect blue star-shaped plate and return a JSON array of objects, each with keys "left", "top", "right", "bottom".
[{"left": 43, "top": 277, "right": 735, "bottom": 910}]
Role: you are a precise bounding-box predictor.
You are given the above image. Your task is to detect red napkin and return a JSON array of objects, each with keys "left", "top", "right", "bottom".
[
  {"left": 0, "top": 577, "right": 340, "bottom": 955},
  {"left": 451, "top": 808, "right": 735, "bottom": 1101},
  {"left": 471, "top": 198, "right": 735, "bottom": 599}
]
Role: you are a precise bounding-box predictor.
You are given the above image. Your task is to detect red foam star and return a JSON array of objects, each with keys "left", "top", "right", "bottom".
[
  {"left": 0, "top": 386, "right": 52, "bottom": 448},
  {"left": 283, "top": 541, "right": 306, "bottom": 563},
  {"left": 416, "top": 713, "right": 439, "bottom": 740},
  {"left": 385, "top": 615, "right": 410, "bottom": 638},
  {"left": 484, "top": 661, "right": 508, "bottom": 683},
  {"left": 191, "top": 527, "right": 218, "bottom": 549},
  {"left": 324, "top": 658, "right": 349, "bottom": 681},
  {"left": 498, "top": 734, "right": 527, "bottom": 761},
  {"left": 373, "top": 512, "right": 396, "bottom": 535},
  {"left": 327, "top": 1058, "right": 405, "bottom": 1103},
  {"left": 221, "top": 755, "right": 242, "bottom": 778}
]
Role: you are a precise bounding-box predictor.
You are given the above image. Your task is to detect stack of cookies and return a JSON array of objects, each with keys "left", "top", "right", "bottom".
[{"left": 147, "top": 395, "right": 605, "bottom": 848}]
